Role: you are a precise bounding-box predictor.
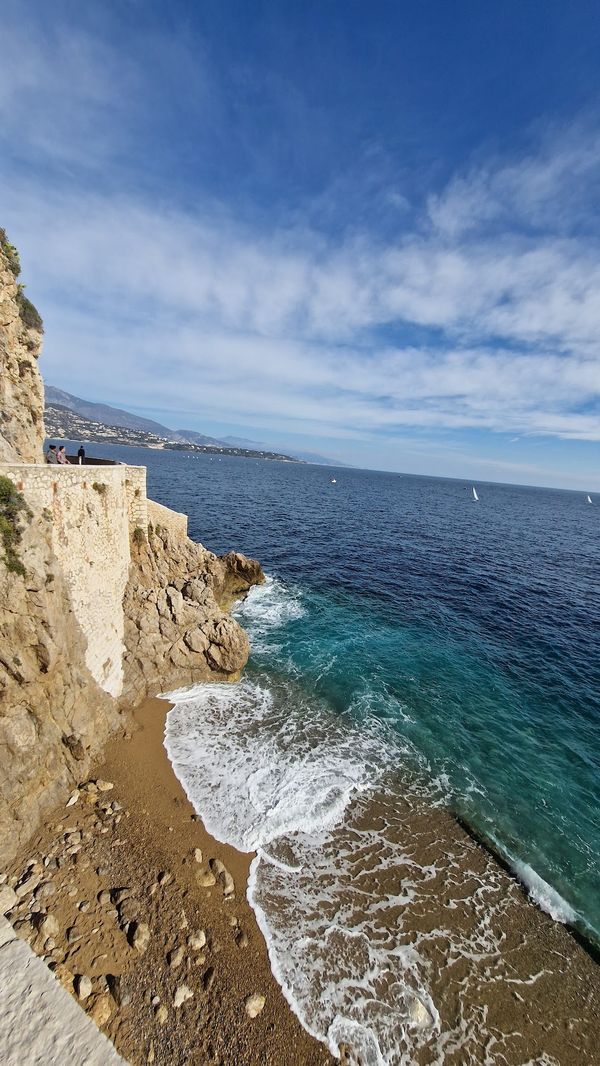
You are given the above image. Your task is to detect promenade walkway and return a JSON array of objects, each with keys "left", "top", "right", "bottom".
[{"left": 0, "top": 916, "right": 125, "bottom": 1065}]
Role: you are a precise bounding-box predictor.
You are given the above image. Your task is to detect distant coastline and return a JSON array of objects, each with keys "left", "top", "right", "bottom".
[{"left": 45, "top": 404, "right": 304, "bottom": 463}]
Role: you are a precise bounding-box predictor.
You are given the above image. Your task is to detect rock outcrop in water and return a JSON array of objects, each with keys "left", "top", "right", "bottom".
[
  {"left": 122, "top": 532, "right": 264, "bottom": 704},
  {"left": 0, "top": 231, "right": 264, "bottom": 864}
]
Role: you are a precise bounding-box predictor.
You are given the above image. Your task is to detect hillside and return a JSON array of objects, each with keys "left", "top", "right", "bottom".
[
  {"left": 45, "top": 403, "right": 302, "bottom": 462},
  {"left": 46, "top": 386, "right": 345, "bottom": 465}
]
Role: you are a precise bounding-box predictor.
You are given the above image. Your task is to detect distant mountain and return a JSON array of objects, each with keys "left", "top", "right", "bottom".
[
  {"left": 175, "top": 428, "right": 225, "bottom": 447},
  {"left": 45, "top": 403, "right": 301, "bottom": 462},
  {"left": 46, "top": 386, "right": 347, "bottom": 466},
  {"left": 45, "top": 386, "right": 183, "bottom": 441}
]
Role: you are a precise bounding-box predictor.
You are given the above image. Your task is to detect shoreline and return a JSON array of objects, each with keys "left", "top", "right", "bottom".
[
  {"left": 4, "top": 680, "right": 600, "bottom": 1064},
  {"left": 4, "top": 696, "right": 333, "bottom": 1066}
]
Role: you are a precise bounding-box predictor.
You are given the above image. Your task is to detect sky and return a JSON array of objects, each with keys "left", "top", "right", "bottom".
[{"left": 2, "top": 0, "right": 600, "bottom": 488}]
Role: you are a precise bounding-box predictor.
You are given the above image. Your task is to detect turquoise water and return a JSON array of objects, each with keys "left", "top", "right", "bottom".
[{"left": 81, "top": 443, "right": 600, "bottom": 943}]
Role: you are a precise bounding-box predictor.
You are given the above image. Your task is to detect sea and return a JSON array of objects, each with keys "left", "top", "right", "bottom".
[{"left": 73, "top": 443, "right": 600, "bottom": 1063}]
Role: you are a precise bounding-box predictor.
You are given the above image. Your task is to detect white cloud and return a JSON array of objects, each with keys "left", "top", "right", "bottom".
[{"left": 1, "top": 9, "right": 599, "bottom": 479}]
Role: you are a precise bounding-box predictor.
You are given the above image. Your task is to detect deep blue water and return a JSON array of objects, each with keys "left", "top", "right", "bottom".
[{"left": 79, "top": 444, "right": 600, "bottom": 942}]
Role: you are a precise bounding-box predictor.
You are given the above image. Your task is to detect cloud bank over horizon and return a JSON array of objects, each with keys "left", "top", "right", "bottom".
[{"left": 1, "top": 2, "right": 599, "bottom": 488}]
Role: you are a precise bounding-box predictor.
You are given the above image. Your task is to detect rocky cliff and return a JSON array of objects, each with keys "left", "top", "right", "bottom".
[
  {"left": 0, "top": 490, "right": 119, "bottom": 866},
  {"left": 0, "top": 231, "right": 264, "bottom": 866},
  {"left": 0, "top": 232, "right": 45, "bottom": 463},
  {"left": 123, "top": 528, "right": 264, "bottom": 705}
]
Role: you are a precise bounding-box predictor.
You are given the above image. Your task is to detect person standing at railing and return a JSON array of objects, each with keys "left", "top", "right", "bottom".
[{"left": 77, "top": 444, "right": 85, "bottom": 464}]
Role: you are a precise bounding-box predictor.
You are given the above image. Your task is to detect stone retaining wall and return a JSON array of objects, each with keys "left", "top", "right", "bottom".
[
  {"left": 0, "top": 462, "right": 184, "bottom": 702},
  {"left": 147, "top": 498, "right": 188, "bottom": 541}
]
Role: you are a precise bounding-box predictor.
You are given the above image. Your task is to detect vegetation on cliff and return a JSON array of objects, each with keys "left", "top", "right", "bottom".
[
  {"left": 0, "top": 474, "right": 31, "bottom": 576},
  {"left": 0, "top": 227, "right": 43, "bottom": 333}
]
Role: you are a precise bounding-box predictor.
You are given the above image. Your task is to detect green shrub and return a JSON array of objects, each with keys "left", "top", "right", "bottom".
[
  {"left": 132, "top": 526, "right": 146, "bottom": 545},
  {"left": 0, "top": 475, "right": 31, "bottom": 576},
  {"left": 92, "top": 481, "right": 107, "bottom": 495},
  {"left": 16, "top": 286, "right": 43, "bottom": 332},
  {"left": 0, "top": 227, "right": 21, "bottom": 277}
]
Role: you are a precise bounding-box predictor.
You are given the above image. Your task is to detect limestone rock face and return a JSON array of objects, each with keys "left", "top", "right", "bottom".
[
  {"left": 122, "top": 526, "right": 264, "bottom": 704},
  {"left": 0, "top": 500, "right": 119, "bottom": 867},
  {"left": 0, "top": 240, "right": 45, "bottom": 463}
]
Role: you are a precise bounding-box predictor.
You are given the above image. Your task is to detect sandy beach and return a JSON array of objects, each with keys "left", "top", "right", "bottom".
[{"left": 4, "top": 697, "right": 333, "bottom": 1066}]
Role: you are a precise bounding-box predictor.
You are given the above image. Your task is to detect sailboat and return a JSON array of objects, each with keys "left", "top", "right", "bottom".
[
  {"left": 472, "top": 486, "right": 479, "bottom": 501},
  {"left": 587, "top": 495, "right": 593, "bottom": 504}
]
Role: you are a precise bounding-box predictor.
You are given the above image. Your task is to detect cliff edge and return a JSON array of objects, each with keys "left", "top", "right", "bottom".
[
  {"left": 0, "top": 232, "right": 264, "bottom": 865},
  {"left": 0, "top": 232, "right": 45, "bottom": 464}
]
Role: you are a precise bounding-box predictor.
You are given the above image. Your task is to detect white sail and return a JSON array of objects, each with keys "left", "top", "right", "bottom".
[
  {"left": 587, "top": 495, "right": 593, "bottom": 504},
  {"left": 472, "top": 486, "right": 479, "bottom": 501}
]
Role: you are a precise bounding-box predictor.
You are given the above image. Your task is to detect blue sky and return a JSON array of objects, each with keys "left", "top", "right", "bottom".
[{"left": 2, "top": 0, "right": 600, "bottom": 488}]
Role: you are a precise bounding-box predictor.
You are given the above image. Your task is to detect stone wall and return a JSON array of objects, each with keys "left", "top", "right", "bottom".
[
  {"left": 147, "top": 498, "right": 188, "bottom": 541},
  {"left": 1, "top": 463, "right": 147, "bottom": 699}
]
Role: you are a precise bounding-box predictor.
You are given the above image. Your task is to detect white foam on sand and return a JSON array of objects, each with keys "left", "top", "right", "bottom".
[
  {"left": 163, "top": 674, "right": 439, "bottom": 1065},
  {"left": 162, "top": 576, "right": 583, "bottom": 1064}
]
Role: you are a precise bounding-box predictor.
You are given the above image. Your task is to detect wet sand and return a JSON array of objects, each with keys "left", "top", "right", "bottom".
[
  {"left": 5, "top": 697, "right": 333, "bottom": 1066},
  {"left": 5, "top": 695, "right": 600, "bottom": 1065}
]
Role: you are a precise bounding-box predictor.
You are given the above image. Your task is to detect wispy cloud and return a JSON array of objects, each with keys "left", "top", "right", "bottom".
[{"left": 1, "top": 7, "right": 599, "bottom": 483}]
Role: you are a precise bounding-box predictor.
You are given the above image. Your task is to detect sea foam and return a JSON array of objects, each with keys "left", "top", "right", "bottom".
[{"left": 161, "top": 577, "right": 587, "bottom": 1064}]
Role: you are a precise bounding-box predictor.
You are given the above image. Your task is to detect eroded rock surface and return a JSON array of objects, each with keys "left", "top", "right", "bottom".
[
  {"left": 0, "top": 236, "right": 45, "bottom": 463},
  {"left": 0, "top": 502, "right": 119, "bottom": 867},
  {"left": 122, "top": 527, "right": 264, "bottom": 704}
]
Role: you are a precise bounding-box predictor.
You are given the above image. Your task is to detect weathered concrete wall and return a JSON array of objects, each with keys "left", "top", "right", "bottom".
[{"left": 1, "top": 464, "right": 147, "bottom": 699}]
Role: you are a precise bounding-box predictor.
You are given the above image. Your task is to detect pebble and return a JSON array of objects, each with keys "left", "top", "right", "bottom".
[
  {"left": 75, "top": 974, "right": 93, "bottom": 1001},
  {"left": 188, "top": 929, "right": 207, "bottom": 951},
  {"left": 408, "top": 997, "right": 433, "bottom": 1028},
  {"left": 111, "top": 888, "right": 131, "bottom": 905},
  {"left": 66, "top": 790, "right": 80, "bottom": 807},
  {"left": 236, "top": 930, "right": 249, "bottom": 949},
  {"left": 96, "top": 866, "right": 109, "bottom": 876},
  {"left": 157, "top": 871, "right": 172, "bottom": 886},
  {"left": 78, "top": 900, "right": 91, "bottom": 913},
  {"left": 16, "top": 873, "right": 41, "bottom": 898},
  {"left": 97, "top": 890, "right": 111, "bottom": 905},
  {"left": 209, "top": 858, "right": 235, "bottom": 896},
  {"left": 203, "top": 966, "right": 215, "bottom": 991},
  {"left": 173, "top": 984, "right": 194, "bottom": 1008},
  {"left": 155, "top": 1003, "right": 169, "bottom": 1026},
  {"left": 147, "top": 1040, "right": 155, "bottom": 1064},
  {"left": 245, "top": 993, "right": 266, "bottom": 1019},
  {"left": 95, "top": 780, "right": 114, "bottom": 792},
  {"left": 131, "top": 921, "right": 151, "bottom": 954},
  {"left": 195, "top": 869, "right": 216, "bottom": 888},
  {"left": 168, "top": 945, "right": 185, "bottom": 969},
  {"left": 0, "top": 885, "right": 18, "bottom": 913},
  {"left": 89, "top": 993, "right": 113, "bottom": 1027},
  {"left": 107, "top": 974, "right": 132, "bottom": 1007},
  {"left": 193, "top": 848, "right": 203, "bottom": 863},
  {"left": 67, "top": 925, "right": 82, "bottom": 944},
  {"left": 36, "top": 913, "right": 59, "bottom": 938},
  {"left": 34, "top": 881, "right": 56, "bottom": 901}
]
